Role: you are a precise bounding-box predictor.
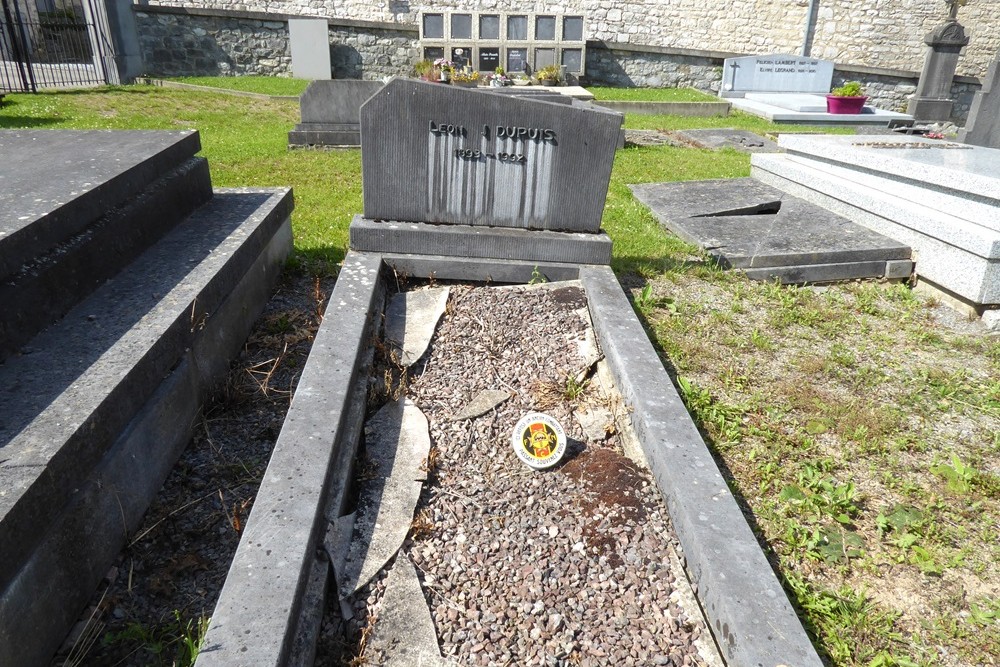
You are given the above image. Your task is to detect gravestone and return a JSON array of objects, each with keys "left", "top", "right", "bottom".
[
  {"left": 908, "top": 20, "right": 969, "bottom": 121},
  {"left": 359, "top": 78, "right": 621, "bottom": 232},
  {"left": 719, "top": 53, "right": 833, "bottom": 98},
  {"left": 289, "top": 19, "right": 332, "bottom": 80},
  {"left": 959, "top": 53, "right": 1000, "bottom": 148},
  {"left": 288, "top": 80, "right": 384, "bottom": 148}
]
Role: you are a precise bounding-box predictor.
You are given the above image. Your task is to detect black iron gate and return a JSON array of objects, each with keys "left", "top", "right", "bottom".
[{"left": 0, "top": 0, "right": 115, "bottom": 92}]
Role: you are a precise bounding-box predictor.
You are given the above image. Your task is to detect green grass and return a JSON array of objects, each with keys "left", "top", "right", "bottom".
[
  {"left": 587, "top": 86, "right": 717, "bottom": 102},
  {"left": 3, "top": 82, "right": 996, "bottom": 666},
  {"left": 165, "top": 76, "right": 310, "bottom": 96}
]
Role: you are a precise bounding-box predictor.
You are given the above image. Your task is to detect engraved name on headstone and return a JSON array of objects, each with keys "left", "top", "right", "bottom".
[
  {"left": 360, "top": 78, "right": 622, "bottom": 232},
  {"left": 720, "top": 53, "right": 834, "bottom": 98}
]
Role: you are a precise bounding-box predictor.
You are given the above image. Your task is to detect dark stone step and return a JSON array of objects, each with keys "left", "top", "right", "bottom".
[
  {"left": 0, "top": 187, "right": 293, "bottom": 667},
  {"left": 0, "top": 129, "right": 203, "bottom": 283},
  {"left": 0, "top": 156, "right": 213, "bottom": 361}
]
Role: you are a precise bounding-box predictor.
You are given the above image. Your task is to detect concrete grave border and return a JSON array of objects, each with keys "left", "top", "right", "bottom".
[{"left": 196, "top": 253, "right": 823, "bottom": 667}]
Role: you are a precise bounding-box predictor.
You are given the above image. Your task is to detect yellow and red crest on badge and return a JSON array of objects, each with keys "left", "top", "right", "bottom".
[{"left": 511, "top": 412, "right": 567, "bottom": 469}]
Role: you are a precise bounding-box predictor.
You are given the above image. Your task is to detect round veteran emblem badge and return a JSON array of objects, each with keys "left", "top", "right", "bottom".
[{"left": 511, "top": 412, "right": 567, "bottom": 470}]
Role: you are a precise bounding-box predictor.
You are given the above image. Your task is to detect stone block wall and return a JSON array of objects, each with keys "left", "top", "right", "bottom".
[
  {"left": 584, "top": 47, "right": 724, "bottom": 92},
  {"left": 134, "top": 7, "right": 418, "bottom": 79},
  {"left": 141, "top": 0, "right": 1000, "bottom": 79},
  {"left": 135, "top": 10, "right": 291, "bottom": 76}
]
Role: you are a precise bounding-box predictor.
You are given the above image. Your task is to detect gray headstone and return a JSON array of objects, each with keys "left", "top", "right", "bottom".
[
  {"left": 360, "top": 78, "right": 622, "bottom": 233},
  {"left": 908, "top": 20, "right": 969, "bottom": 121},
  {"left": 289, "top": 19, "right": 331, "bottom": 80},
  {"left": 959, "top": 53, "right": 1000, "bottom": 148},
  {"left": 288, "top": 80, "right": 385, "bottom": 147},
  {"left": 719, "top": 53, "right": 833, "bottom": 98}
]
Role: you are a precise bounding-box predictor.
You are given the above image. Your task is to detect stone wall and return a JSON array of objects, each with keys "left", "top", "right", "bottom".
[
  {"left": 141, "top": 0, "right": 1000, "bottom": 79},
  {"left": 135, "top": 10, "right": 291, "bottom": 76},
  {"left": 134, "top": 7, "right": 418, "bottom": 79}
]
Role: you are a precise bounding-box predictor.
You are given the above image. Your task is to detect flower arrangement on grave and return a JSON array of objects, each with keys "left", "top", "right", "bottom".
[
  {"left": 412, "top": 59, "right": 436, "bottom": 82},
  {"left": 536, "top": 65, "right": 561, "bottom": 86},
  {"left": 488, "top": 66, "right": 511, "bottom": 87},
  {"left": 826, "top": 80, "right": 868, "bottom": 114},
  {"left": 511, "top": 73, "right": 531, "bottom": 86},
  {"left": 434, "top": 58, "right": 455, "bottom": 82},
  {"left": 451, "top": 69, "right": 481, "bottom": 87}
]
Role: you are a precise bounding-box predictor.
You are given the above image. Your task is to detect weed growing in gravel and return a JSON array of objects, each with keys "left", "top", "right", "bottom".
[{"left": 102, "top": 611, "right": 209, "bottom": 667}]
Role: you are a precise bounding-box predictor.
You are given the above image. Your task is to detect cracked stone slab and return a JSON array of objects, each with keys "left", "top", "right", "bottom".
[
  {"left": 368, "top": 554, "right": 455, "bottom": 667},
  {"left": 384, "top": 286, "right": 450, "bottom": 367},
  {"left": 630, "top": 178, "right": 910, "bottom": 273},
  {"left": 338, "top": 397, "right": 430, "bottom": 597},
  {"left": 675, "top": 128, "right": 779, "bottom": 153},
  {"left": 450, "top": 389, "right": 512, "bottom": 421}
]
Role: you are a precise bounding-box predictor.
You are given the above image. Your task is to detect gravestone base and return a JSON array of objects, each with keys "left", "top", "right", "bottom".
[
  {"left": 731, "top": 94, "right": 912, "bottom": 124},
  {"left": 288, "top": 123, "right": 362, "bottom": 148},
  {"left": 349, "top": 216, "right": 612, "bottom": 265},
  {"left": 907, "top": 97, "right": 955, "bottom": 122}
]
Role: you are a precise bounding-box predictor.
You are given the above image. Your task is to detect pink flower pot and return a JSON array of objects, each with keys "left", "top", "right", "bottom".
[{"left": 826, "top": 95, "right": 868, "bottom": 114}]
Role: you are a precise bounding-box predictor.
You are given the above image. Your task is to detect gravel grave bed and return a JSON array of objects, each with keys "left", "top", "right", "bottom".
[{"left": 318, "top": 281, "right": 718, "bottom": 667}]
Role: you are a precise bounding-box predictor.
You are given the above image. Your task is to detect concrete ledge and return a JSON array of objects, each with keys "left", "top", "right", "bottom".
[
  {"left": 0, "top": 129, "right": 202, "bottom": 282},
  {"left": 580, "top": 264, "right": 823, "bottom": 667},
  {"left": 592, "top": 100, "right": 730, "bottom": 116},
  {"left": 0, "top": 191, "right": 293, "bottom": 667},
  {"left": 197, "top": 252, "right": 384, "bottom": 667},
  {"left": 0, "top": 157, "right": 214, "bottom": 360},
  {"left": 350, "top": 216, "right": 613, "bottom": 265}
]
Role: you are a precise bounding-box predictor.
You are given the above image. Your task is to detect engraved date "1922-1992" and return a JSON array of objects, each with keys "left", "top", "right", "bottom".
[{"left": 454, "top": 149, "right": 527, "bottom": 163}]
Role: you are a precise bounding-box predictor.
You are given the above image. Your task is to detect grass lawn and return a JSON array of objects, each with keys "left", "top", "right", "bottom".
[
  {"left": 2, "top": 83, "right": 997, "bottom": 666},
  {"left": 165, "top": 75, "right": 311, "bottom": 96},
  {"left": 587, "top": 86, "right": 717, "bottom": 102}
]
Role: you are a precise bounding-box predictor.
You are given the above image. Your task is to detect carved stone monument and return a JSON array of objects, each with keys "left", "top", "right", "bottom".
[{"left": 907, "top": 13, "right": 969, "bottom": 121}]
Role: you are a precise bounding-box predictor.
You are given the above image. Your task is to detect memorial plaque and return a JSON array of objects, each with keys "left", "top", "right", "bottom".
[
  {"left": 360, "top": 78, "right": 622, "bottom": 232},
  {"left": 720, "top": 53, "right": 833, "bottom": 98},
  {"left": 479, "top": 48, "right": 500, "bottom": 72},
  {"left": 507, "top": 48, "right": 527, "bottom": 73}
]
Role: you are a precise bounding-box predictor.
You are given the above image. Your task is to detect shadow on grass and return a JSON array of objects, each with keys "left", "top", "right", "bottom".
[{"left": 0, "top": 114, "right": 61, "bottom": 128}]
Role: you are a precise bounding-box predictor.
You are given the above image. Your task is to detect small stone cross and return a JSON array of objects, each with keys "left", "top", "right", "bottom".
[{"left": 946, "top": 0, "right": 967, "bottom": 21}]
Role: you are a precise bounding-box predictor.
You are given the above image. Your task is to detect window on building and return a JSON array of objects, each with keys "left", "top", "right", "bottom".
[
  {"left": 422, "top": 14, "right": 444, "bottom": 39},
  {"left": 507, "top": 15, "right": 528, "bottom": 40},
  {"left": 535, "top": 16, "right": 556, "bottom": 41},
  {"left": 479, "top": 14, "right": 500, "bottom": 40},
  {"left": 563, "top": 16, "right": 584, "bottom": 41},
  {"left": 451, "top": 14, "right": 472, "bottom": 39}
]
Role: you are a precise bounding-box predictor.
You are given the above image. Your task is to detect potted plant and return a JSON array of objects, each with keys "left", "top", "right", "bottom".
[
  {"left": 537, "top": 65, "right": 561, "bottom": 86},
  {"left": 826, "top": 81, "right": 868, "bottom": 114},
  {"left": 434, "top": 58, "right": 454, "bottom": 83},
  {"left": 489, "top": 66, "right": 511, "bottom": 87},
  {"left": 511, "top": 73, "right": 531, "bottom": 86},
  {"left": 413, "top": 59, "right": 436, "bottom": 82},
  {"left": 451, "top": 70, "right": 480, "bottom": 88}
]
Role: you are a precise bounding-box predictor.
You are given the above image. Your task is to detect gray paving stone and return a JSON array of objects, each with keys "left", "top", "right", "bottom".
[
  {"left": 630, "top": 178, "right": 910, "bottom": 282},
  {"left": 675, "top": 128, "right": 779, "bottom": 153}
]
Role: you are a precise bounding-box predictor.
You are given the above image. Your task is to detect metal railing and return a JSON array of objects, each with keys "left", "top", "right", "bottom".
[{"left": 0, "top": 0, "right": 113, "bottom": 92}]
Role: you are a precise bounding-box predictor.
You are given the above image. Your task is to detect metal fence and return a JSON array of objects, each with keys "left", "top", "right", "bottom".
[{"left": 0, "top": 0, "right": 115, "bottom": 92}]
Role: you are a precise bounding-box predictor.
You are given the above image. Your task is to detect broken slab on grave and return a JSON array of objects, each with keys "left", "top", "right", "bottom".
[
  {"left": 383, "top": 286, "right": 449, "bottom": 367},
  {"left": 674, "top": 128, "right": 779, "bottom": 153},
  {"left": 630, "top": 178, "right": 912, "bottom": 283},
  {"left": 337, "top": 397, "right": 431, "bottom": 597},
  {"left": 367, "top": 554, "right": 455, "bottom": 667}
]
